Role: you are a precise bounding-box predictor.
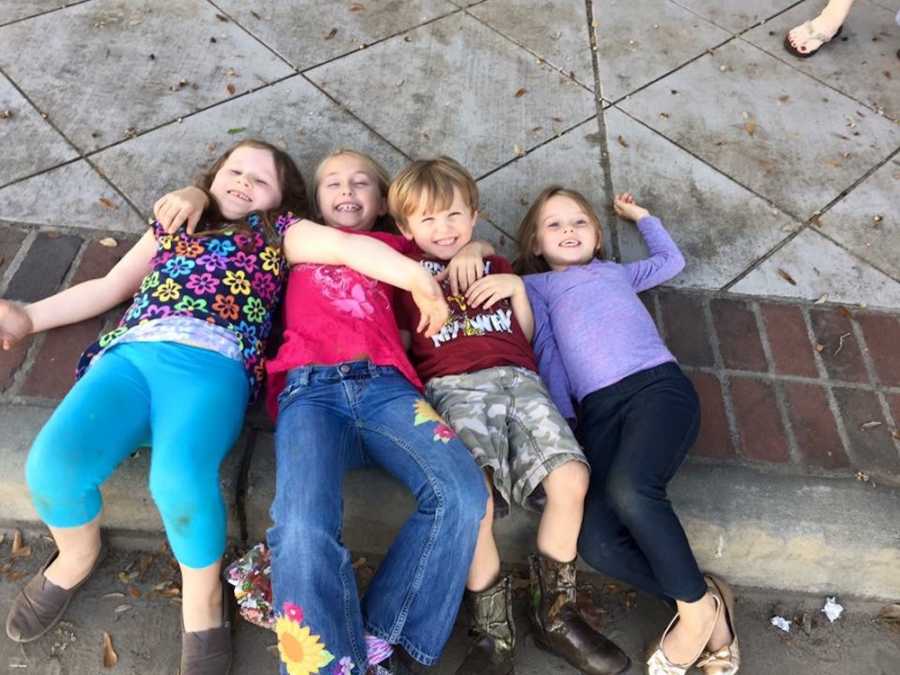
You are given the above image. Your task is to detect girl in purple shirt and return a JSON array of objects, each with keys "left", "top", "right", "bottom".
[{"left": 516, "top": 187, "right": 740, "bottom": 675}]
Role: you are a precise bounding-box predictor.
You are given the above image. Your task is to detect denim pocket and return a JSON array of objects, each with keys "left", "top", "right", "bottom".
[{"left": 276, "top": 378, "right": 306, "bottom": 410}]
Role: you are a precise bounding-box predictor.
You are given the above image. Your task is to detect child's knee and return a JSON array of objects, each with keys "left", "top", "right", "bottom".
[{"left": 543, "top": 460, "right": 590, "bottom": 505}]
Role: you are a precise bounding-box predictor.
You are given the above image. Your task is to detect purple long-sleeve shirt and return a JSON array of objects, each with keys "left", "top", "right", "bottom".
[{"left": 524, "top": 215, "right": 684, "bottom": 421}]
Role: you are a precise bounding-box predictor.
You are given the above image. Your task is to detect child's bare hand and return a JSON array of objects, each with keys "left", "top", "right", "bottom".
[
  {"left": 0, "top": 301, "right": 33, "bottom": 350},
  {"left": 613, "top": 192, "right": 650, "bottom": 222},
  {"left": 411, "top": 274, "right": 449, "bottom": 338},
  {"left": 153, "top": 187, "right": 208, "bottom": 234},
  {"left": 435, "top": 242, "right": 486, "bottom": 296},
  {"left": 465, "top": 274, "right": 523, "bottom": 309}
]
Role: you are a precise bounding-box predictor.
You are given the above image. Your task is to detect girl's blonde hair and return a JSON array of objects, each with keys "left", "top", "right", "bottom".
[
  {"left": 513, "top": 185, "right": 604, "bottom": 275},
  {"left": 312, "top": 149, "right": 397, "bottom": 233},
  {"left": 195, "top": 138, "right": 309, "bottom": 244}
]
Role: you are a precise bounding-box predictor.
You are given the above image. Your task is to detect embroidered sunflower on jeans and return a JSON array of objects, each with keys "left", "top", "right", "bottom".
[
  {"left": 413, "top": 399, "right": 456, "bottom": 443},
  {"left": 275, "top": 601, "right": 350, "bottom": 675}
]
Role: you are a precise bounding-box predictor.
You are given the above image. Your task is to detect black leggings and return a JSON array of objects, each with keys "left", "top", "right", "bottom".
[{"left": 576, "top": 362, "right": 707, "bottom": 604}]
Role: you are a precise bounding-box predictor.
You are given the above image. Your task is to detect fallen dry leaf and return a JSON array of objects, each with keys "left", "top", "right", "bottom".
[
  {"left": 102, "top": 632, "right": 118, "bottom": 668},
  {"left": 250, "top": 10, "right": 261, "bottom": 20},
  {"left": 226, "top": 83, "right": 236, "bottom": 95},
  {"left": 859, "top": 420, "right": 883, "bottom": 431},
  {"left": 776, "top": 268, "right": 797, "bottom": 286},
  {"left": 879, "top": 604, "right": 900, "bottom": 622},
  {"left": 514, "top": 88, "right": 527, "bottom": 98},
  {"left": 659, "top": 111, "right": 670, "bottom": 119},
  {"left": 214, "top": 13, "right": 229, "bottom": 22},
  {"left": 815, "top": 343, "right": 825, "bottom": 353},
  {"left": 350, "top": 2, "right": 366, "bottom": 11},
  {"left": 873, "top": 215, "right": 883, "bottom": 224},
  {"left": 11, "top": 529, "right": 31, "bottom": 558},
  {"left": 0, "top": 110, "right": 12, "bottom": 120},
  {"left": 98, "top": 197, "right": 117, "bottom": 210},
  {"left": 743, "top": 120, "right": 757, "bottom": 136},
  {"left": 513, "top": 144, "right": 525, "bottom": 157},
  {"left": 777, "top": 95, "right": 790, "bottom": 103},
  {"left": 127, "top": 585, "right": 141, "bottom": 599},
  {"left": 99, "top": 237, "right": 118, "bottom": 248},
  {"left": 114, "top": 604, "right": 132, "bottom": 614},
  {"left": 324, "top": 28, "right": 338, "bottom": 40},
  {"left": 617, "top": 135, "right": 629, "bottom": 148},
  {"left": 893, "top": 429, "right": 900, "bottom": 440},
  {"left": 814, "top": 294, "right": 828, "bottom": 304}
]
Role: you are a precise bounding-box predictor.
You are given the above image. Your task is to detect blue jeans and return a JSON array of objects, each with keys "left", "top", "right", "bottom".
[
  {"left": 576, "top": 362, "right": 707, "bottom": 604},
  {"left": 268, "top": 362, "right": 486, "bottom": 674},
  {"left": 26, "top": 342, "right": 249, "bottom": 568}
]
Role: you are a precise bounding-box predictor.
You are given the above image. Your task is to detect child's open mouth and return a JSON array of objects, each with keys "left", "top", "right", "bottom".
[
  {"left": 227, "top": 190, "right": 251, "bottom": 202},
  {"left": 335, "top": 202, "right": 361, "bottom": 213}
]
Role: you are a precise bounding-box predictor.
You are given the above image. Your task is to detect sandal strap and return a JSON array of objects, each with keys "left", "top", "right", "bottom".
[{"left": 799, "top": 19, "right": 839, "bottom": 43}]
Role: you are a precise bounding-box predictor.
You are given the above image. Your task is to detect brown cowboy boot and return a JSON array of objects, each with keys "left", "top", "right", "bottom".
[
  {"left": 456, "top": 576, "right": 516, "bottom": 675},
  {"left": 529, "top": 554, "right": 630, "bottom": 675}
]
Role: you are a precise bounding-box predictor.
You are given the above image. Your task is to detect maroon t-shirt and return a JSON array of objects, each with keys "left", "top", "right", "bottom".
[{"left": 396, "top": 252, "right": 538, "bottom": 383}]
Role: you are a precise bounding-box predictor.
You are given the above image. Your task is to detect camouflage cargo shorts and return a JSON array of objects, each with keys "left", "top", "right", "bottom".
[{"left": 425, "top": 366, "right": 588, "bottom": 514}]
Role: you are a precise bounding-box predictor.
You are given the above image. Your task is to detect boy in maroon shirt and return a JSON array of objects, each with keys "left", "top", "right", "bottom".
[{"left": 390, "top": 158, "right": 629, "bottom": 675}]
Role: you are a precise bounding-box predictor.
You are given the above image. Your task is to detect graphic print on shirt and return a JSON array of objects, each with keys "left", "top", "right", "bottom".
[
  {"left": 424, "top": 260, "right": 514, "bottom": 348},
  {"left": 310, "top": 264, "right": 390, "bottom": 321}
]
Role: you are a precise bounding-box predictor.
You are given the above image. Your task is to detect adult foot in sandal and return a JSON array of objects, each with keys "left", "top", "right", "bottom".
[{"left": 784, "top": 0, "right": 856, "bottom": 57}]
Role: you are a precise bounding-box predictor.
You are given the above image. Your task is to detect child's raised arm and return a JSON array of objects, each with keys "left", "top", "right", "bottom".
[
  {"left": 615, "top": 193, "right": 685, "bottom": 293},
  {"left": 284, "top": 220, "right": 449, "bottom": 337},
  {"left": 0, "top": 230, "right": 158, "bottom": 349}
]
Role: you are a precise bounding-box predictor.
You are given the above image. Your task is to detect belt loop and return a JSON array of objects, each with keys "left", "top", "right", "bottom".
[
  {"left": 299, "top": 368, "right": 310, "bottom": 386},
  {"left": 368, "top": 360, "right": 378, "bottom": 378}
]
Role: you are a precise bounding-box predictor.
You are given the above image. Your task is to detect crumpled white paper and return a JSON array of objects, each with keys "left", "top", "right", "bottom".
[
  {"left": 822, "top": 596, "right": 844, "bottom": 623},
  {"left": 770, "top": 616, "right": 792, "bottom": 632}
]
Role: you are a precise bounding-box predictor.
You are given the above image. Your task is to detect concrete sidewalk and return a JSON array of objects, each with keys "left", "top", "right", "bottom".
[
  {"left": 0, "top": 0, "right": 899, "bottom": 621},
  {"left": 1, "top": 534, "right": 900, "bottom": 674}
]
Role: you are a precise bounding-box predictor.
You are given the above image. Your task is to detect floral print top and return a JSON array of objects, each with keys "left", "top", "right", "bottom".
[{"left": 76, "top": 212, "right": 296, "bottom": 400}]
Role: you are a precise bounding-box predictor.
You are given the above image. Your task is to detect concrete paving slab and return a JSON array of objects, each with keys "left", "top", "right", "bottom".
[
  {"left": 619, "top": 39, "right": 900, "bottom": 220},
  {"left": 0, "top": 404, "right": 246, "bottom": 540},
  {"left": 730, "top": 227, "right": 900, "bottom": 310},
  {"left": 3, "top": 536, "right": 900, "bottom": 674},
  {"left": 306, "top": 11, "right": 597, "bottom": 178},
  {"left": 745, "top": 0, "right": 900, "bottom": 120},
  {"left": 0, "top": 0, "right": 293, "bottom": 153},
  {"left": 594, "top": 0, "right": 731, "bottom": 102},
  {"left": 0, "top": 0, "right": 73, "bottom": 26},
  {"left": 476, "top": 118, "right": 609, "bottom": 242},
  {"left": 214, "top": 0, "right": 456, "bottom": 71},
  {"left": 605, "top": 108, "right": 801, "bottom": 289},
  {"left": 91, "top": 77, "right": 408, "bottom": 218},
  {"left": 0, "top": 73, "right": 75, "bottom": 187},
  {"left": 468, "top": 0, "right": 595, "bottom": 87},
  {"left": 670, "top": 0, "right": 799, "bottom": 34},
  {"left": 816, "top": 157, "right": 900, "bottom": 282},
  {"left": 0, "top": 160, "right": 145, "bottom": 232}
]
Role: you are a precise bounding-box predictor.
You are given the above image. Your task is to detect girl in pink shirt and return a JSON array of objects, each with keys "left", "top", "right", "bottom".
[{"left": 159, "top": 149, "right": 494, "bottom": 675}]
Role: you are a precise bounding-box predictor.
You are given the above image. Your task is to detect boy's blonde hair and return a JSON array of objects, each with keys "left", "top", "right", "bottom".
[
  {"left": 312, "top": 149, "right": 397, "bottom": 232},
  {"left": 388, "top": 156, "right": 479, "bottom": 229},
  {"left": 513, "top": 185, "right": 604, "bottom": 275}
]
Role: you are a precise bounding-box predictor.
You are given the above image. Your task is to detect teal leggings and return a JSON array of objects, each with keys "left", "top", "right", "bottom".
[{"left": 26, "top": 342, "right": 249, "bottom": 568}]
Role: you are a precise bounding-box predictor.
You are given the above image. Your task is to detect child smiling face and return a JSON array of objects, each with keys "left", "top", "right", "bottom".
[
  {"left": 315, "top": 153, "right": 387, "bottom": 232},
  {"left": 532, "top": 194, "right": 602, "bottom": 271},
  {"left": 208, "top": 146, "right": 283, "bottom": 220}
]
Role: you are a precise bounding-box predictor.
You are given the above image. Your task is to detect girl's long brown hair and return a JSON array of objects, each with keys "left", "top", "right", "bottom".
[
  {"left": 513, "top": 185, "right": 604, "bottom": 275},
  {"left": 194, "top": 139, "right": 309, "bottom": 243}
]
